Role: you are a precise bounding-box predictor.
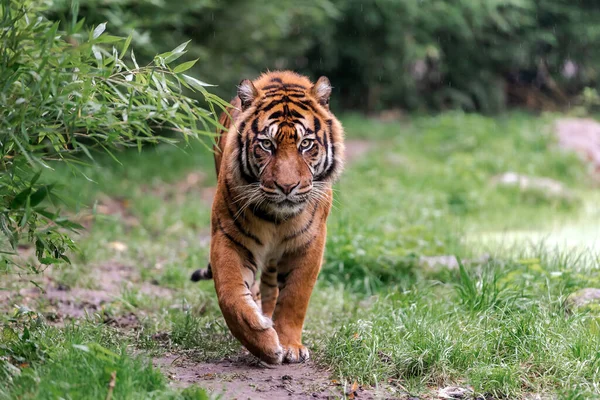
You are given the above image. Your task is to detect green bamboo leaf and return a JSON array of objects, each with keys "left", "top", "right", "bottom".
[
  {"left": 120, "top": 33, "right": 133, "bottom": 58},
  {"left": 173, "top": 59, "right": 198, "bottom": 74},
  {"left": 9, "top": 187, "right": 32, "bottom": 209},
  {"left": 182, "top": 74, "right": 217, "bottom": 90},
  {"left": 30, "top": 184, "right": 54, "bottom": 207}
]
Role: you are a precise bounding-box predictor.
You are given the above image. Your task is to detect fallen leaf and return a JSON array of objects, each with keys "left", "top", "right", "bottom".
[{"left": 347, "top": 380, "right": 359, "bottom": 399}]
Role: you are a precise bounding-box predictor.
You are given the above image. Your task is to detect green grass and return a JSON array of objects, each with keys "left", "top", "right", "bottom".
[
  {"left": 2, "top": 111, "right": 600, "bottom": 398},
  {"left": 0, "top": 309, "right": 213, "bottom": 399}
]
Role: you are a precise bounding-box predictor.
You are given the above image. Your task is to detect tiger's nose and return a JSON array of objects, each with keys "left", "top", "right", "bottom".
[{"left": 274, "top": 181, "right": 300, "bottom": 195}]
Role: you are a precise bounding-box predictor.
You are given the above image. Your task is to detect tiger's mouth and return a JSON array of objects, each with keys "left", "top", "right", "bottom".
[
  {"left": 262, "top": 197, "right": 308, "bottom": 217},
  {"left": 258, "top": 187, "right": 312, "bottom": 216},
  {"left": 262, "top": 193, "right": 310, "bottom": 206}
]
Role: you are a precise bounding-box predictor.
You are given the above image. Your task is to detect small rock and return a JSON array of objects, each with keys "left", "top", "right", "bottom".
[
  {"left": 567, "top": 288, "right": 600, "bottom": 310},
  {"left": 108, "top": 241, "right": 128, "bottom": 252},
  {"left": 438, "top": 386, "right": 473, "bottom": 399},
  {"left": 491, "top": 172, "right": 571, "bottom": 198},
  {"left": 282, "top": 374, "right": 293, "bottom": 381}
]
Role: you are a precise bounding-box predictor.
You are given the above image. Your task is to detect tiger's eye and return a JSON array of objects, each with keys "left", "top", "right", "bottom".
[
  {"left": 301, "top": 139, "right": 312, "bottom": 148},
  {"left": 261, "top": 140, "right": 272, "bottom": 150}
]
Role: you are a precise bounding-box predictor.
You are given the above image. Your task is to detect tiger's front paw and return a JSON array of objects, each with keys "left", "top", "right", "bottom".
[
  {"left": 281, "top": 342, "right": 309, "bottom": 363},
  {"left": 253, "top": 327, "right": 284, "bottom": 364}
]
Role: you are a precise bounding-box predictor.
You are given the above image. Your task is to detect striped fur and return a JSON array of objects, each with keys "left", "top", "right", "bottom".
[{"left": 204, "top": 71, "right": 344, "bottom": 364}]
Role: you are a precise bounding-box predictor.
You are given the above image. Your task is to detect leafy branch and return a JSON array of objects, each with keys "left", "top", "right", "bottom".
[{"left": 0, "top": 0, "right": 229, "bottom": 275}]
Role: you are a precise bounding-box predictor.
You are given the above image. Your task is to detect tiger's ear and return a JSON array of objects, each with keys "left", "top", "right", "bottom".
[
  {"left": 237, "top": 79, "right": 258, "bottom": 110},
  {"left": 311, "top": 76, "right": 332, "bottom": 108}
]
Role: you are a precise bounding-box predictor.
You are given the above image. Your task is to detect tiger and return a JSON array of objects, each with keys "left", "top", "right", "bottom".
[{"left": 191, "top": 71, "right": 344, "bottom": 364}]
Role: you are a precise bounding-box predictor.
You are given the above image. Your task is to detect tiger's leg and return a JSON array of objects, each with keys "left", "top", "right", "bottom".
[
  {"left": 273, "top": 230, "right": 326, "bottom": 363},
  {"left": 211, "top": 236, "right": 283, "bottom": 364},
  {"left": 250, "top": 280, "right": 262, "bottom": 312},
  {"left": 260, "top": 265, "right": 279, "bottom": 319}
]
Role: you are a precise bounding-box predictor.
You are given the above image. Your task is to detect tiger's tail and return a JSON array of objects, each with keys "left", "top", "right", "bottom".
[{"left": 190, "top": 263, "right": 213, "bottom": 281}]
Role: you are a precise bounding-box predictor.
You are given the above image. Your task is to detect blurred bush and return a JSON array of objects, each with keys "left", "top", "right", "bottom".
[
  {"left": 0, "top": 0, "right": 224, "bottom": 273},
  {"left": 47, "top": 0, "right": 600, "bottom": 113}
]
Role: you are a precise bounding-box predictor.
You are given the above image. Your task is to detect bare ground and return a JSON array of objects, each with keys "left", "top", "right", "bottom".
[
  {"left": 1, "top": 260, "right": 172, "bottom": 325},
  {"left": 154, "top": 353, "right": 400, "bottom": 399}
]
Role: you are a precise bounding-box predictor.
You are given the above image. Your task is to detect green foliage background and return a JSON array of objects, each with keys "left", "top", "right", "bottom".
[{"left": 48, "top": 0, "right": 600, "bottom": 113}]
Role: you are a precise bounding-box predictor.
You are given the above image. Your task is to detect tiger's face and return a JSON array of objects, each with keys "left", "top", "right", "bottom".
[{"left": 231, "top": 72, "right": 344, "bottom": 217}]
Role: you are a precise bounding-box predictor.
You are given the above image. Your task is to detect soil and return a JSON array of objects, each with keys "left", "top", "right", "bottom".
[
  {"left": 1, "top": 261, "right": 172, "bottom": 324},
  {"left": 154, "top": 353, "right": 399, "bottom": 399},
  {"left": 554, "top": 117, "right": 600, "bottom": 175}
]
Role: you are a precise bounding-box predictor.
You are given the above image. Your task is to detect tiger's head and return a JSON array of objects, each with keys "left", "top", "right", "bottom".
[{"left": 229, "top": 71, "right": 345, "bottom": 217}]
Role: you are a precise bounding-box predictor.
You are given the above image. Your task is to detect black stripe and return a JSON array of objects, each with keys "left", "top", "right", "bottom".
[
  {"left": 250, "top": 206, "right": 282, "bottom": 224},
  {"left": 316, "top": 119, "right": 336, "bottom": 181},
  {"left": 269, "top": 111, "right": 283, "bottom": 120},
  {"left": 314, "top": 117, "right": 321, "bottom": 134},
  {"left": 270, "top": 77, "right": 283, "bottom": 83},
  {"left": 261, "top": 280, "right": 278, "bottom": 288},
  {"left": 277, "top": 271, "right": 290, "bottom": 284},
  {"left": 283, "top": 203, "right": 319, "bottom": 242},
  {"left": 315, "top": 125, "right": 329, "bottom": 179},
  {"left": 262, "top": 84, "right": 282, "bottom": 90},
  {"left": 266, "top": 267, "right": 277, "bottom": 273},
  {"left": 236, "top": 122, "right": 257, "bottom": 183},
  {"left": 283, "top": 93, "right": 307, "bottom": 98},
  {"left": 290, "top": 98, "right": 318, "bottom": 113},
  {"left": 313, "top": 117, "right": 323, "bottom": 145},
  {"left": 224, "top": 195, "right": 264, "bottom": 246},
  {"left": 324, "top": 119, "right": 337, "bottom": 180},
  {"left": 245, "top": 118, "right": 260, "bottom": 177},
  {"left": 263, "top": 83, "right": 306, "bottom": 91},
  {"left": 259, "top": 96, "right": 316, "bottom": 114},
  {"left": 216, "top": 216, "right": 255, "bottom": 267},
  {"left": 290, "top": 109, "right": 304, "bottom": 119},
  {"left": 250, "top": 117, "right": 260, "bottom": 134},
  {"left": 259, "top": 100, "right": 283, "bottom": 113},
  {"left": 291, "top": 101, "right": 309, "bottom": 111},
  {"left": 264, "top": 89, "right": 305, "bottom": 97}
]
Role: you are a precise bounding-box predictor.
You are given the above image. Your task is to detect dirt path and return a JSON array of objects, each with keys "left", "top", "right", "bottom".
[{"left": 154, "top": 353, "right": 392, "bottom": 399}]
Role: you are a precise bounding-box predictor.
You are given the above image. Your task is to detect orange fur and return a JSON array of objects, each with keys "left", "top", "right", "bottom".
[{"left": 209, "top": 71, "right": 344, "bottom": 364}]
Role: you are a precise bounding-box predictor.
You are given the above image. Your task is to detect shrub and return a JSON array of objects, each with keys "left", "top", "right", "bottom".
[
  {"left": 0, "top": 0, "right": 225, "bottom": 274},
  {"left": 48, "top": 0, "right": 600, "bottom": 113}
]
